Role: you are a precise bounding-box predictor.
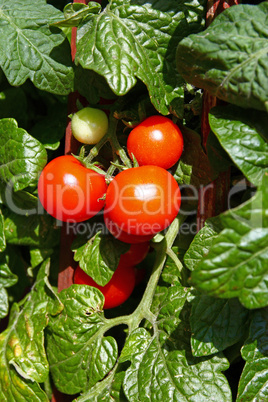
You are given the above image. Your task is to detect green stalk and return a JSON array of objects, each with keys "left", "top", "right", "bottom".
[
  {"left": 127, "top": 215, "right": 182, "bottom": 331},
  {"left": 105, "top": 155, "right": 120, "bottom": 181},
  {"left": 84, "top": 114, "right": 132, "bottom": 169},
  {"left": 108, "top": 128, "right": 132, "bottom": 169},
  {"left": 101, "top": 215, "right": 183, "bottom": 334}
]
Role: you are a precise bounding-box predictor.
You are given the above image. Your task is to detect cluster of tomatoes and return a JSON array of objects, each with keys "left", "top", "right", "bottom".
[{"left": 38, "top": 107, "right": 184, "bottom": 309}]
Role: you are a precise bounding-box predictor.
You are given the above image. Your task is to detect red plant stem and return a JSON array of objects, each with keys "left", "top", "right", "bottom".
[
  {"left": 206, "top": 0, "right": 240, "bottom": 26},
  {"left": 197, "top": 0, "right": 239, "bottom": 231}
]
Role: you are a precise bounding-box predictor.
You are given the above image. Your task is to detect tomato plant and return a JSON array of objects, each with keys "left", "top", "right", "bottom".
[
  {"left": 0, "top": 1, "right": 267, "bottom": 402},
  {"left": 74, "top": 261, "right": 136, "bottom": 309},
  {"left": 105, "top": 165, "right": 181, "bottom": 235},
  {"left": 127, "top": 115, "right": 184, "bottom": 169},
  {"left": 71, "top": 106, "right": 109, "bottom": 144},
  {"left": 38, "top": 155, "right": 107, "bottom": 222}
]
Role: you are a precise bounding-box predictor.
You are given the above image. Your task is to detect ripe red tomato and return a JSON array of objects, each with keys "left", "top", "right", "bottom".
[
  {"left": 38, "top": 155, "right": 107, "bottom": 222},
  {"left": 73, "top": 261, "right": 136, "bottom": 309},
  {"left": 105, "top": 165, "right": 181, "bottom": 236},
  {"left": 104, "top": 209, "right": 154, "bottom": 244},
  {"left": 127, "top": 115, "right": 184, "bottom": 169},
  {"left": 120, "top": 242, "right": 150, "bottom": 266}
]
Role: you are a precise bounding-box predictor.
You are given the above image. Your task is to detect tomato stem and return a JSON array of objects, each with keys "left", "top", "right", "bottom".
[
  {"left": 86, "top": 131, "right": 110, "bottom": 162},
  {"left": 92, "top": 216, "right": 183, "bottom": 337},
  {"left": 127, "top": 215, "right": 183, "bottom": 332},
  {"left": 107, "top": 115, "right": 132, "bottom": 169},
  {"left": 84, "top": 114, "right": 133, "bottom": 169},
  {"left": 104, "top": 155, "right": 120, "bottom": 181},
  {"left": 166, "top": 247, "right": 183, "bottom": 279}
]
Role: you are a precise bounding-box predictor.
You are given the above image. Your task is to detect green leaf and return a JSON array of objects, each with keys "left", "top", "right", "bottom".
[
  {"left": 149, "top": 284, "right": 189, "bottom": 340},
  {"left": 76, "top": 0, "right": 206, "bottom": 117},
  {"left": 0, "top": 186, "right": 38, "bottom": 214},
  {"left": 75, "top": 368, "right": 125, "bottom": 402},
  {"left": 191, "top": 174, "right": 268, "bottom": 309},
  {"left": 121, "top": 283, "right": 231, "bottom": 401},
  {"left": 47, "top": 285, "right": 118, "bottom": 395},
  {"left": 237, "top": 308, "right": 268, "bottom": 401},
  {"left": 0, "top": 285, "right": 8, "bottom": 319},
  {"left": 209, "top": 105, "right": 268, "bottom": 186},
  {"left": 29, "top": 247, "right": 54, "bottom": 269},
  {"left": 190, "top": 294, "right": 249, "bottom": 357},
  {"left": 53, "top": 2, "right": 101, "bottom": 27},
  {"left": 74, "top": 66, "right": 116, "bottom": 105},
  {"left": 0, "top": 254, "right": 18, "bottom": 289},
  {"left": 3, "top": 210, "right": 60, "bottom": 248},
  {"left": 177, "top": 3, "right": 268, "bottom": 112},
  {"left": 184, "top": 216, "right": 223, "bottom": 271},
  {"left": 0, "top": 119, "right": 47, "bottom": 191},
  {"left": 0, "top": 260, "right": 62, "bottom": 402},
  {"left": 73, "top": 233, "right": 129, "bottom": 286},
  {"left": 0, "top": 0, "right": 73, "bottom": 95},
  {"left": 174, "top": 126, "right": 217, "bottom": 187},
  {"left": 120, "top": 327, "right": 231, "bottom": 401},
  {"left": 0, "top": 249, "right": 18, "bottom": 319},
  {"left": 0, "top": 378, "right": 48, "bottom": 402}
]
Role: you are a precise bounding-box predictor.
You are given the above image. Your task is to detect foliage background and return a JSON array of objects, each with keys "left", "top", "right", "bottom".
[{"left": 0, "top": 0, "right": 267, "bottom": 401}]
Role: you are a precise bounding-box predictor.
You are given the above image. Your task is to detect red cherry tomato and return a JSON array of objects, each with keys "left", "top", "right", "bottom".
[
  {"left": 127, "top": 115, "right": 184, "bottom": 169},
  {"left": 120, "top": 242, "right": 150, "bottom": 266},
  {"left": 104, "top": 209, "right": 154, "bottom": 244},
  {"left": 105, "top": 165, "right": 181, "bottom": 236},
  {"left": 38, "top": 155, "right": 107, "bottom": 222},
  {"left": 73, "top": 261, "right": 136, "bottom": 309}
]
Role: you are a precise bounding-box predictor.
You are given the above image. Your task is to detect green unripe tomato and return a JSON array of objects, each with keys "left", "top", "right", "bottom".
[{"left": 71, "top": 107, "right": 108, "bottom": 144}]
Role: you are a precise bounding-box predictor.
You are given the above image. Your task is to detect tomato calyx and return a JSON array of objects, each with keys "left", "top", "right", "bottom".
[
  {"left": 109, "top": 160, "right": 131, "bottom": 171},
  {"left": 72, "top": 152, "right": 107, "bottom": 176},
  {"left": 128, "top": 152, "right": 139, "bottom": 168}
]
